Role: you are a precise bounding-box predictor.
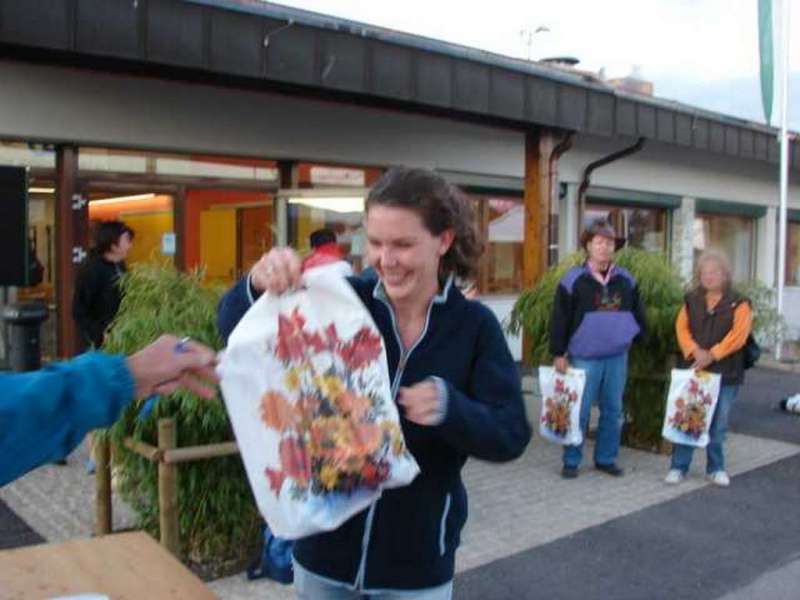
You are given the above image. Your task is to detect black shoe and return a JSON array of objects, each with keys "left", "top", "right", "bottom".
[
  {"left": 595, "top": 463, "right": 624, "bottom": 477},
  {"left": 561, "top": 466, "right": 579, "bottom": 479},
  {"left": 53, "top": 458, "right": 68, "bottom": 466}
]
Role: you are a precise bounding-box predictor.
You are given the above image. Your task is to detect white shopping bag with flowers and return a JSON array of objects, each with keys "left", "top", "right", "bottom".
[
  {"left": 538, "top": 366, "right": 586, "bottom": 446},
  {"left": 662, "top": 369, "right": 721, "bottom": 448},
  {"left": 218, "top": 265, "right": 420, "bottom": 540}
]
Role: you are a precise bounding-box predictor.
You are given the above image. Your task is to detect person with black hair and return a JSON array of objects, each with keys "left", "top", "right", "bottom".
[
  {"left": 70, "top": 220, "right": 135, "bottom": 471},
  {"left": 310, "top": 227, "right": 337, "bottom": 248},
  {"left": 301, "top": 227, "right": 353, "bottom": 276},
  {"left": 73, "top": 220, "right": 134, "bottom": 349},
  {"left": 27, "top": 237, "right": 44, "bottom": 287}
]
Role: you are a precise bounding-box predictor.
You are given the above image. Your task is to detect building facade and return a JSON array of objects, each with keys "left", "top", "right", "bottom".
[{"left": 0, "top": 0, "right": 797, "bottom": 360}]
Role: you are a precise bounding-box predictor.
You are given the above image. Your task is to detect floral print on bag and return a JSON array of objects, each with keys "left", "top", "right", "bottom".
[
  {"left": 219, "top": 264, "right": 419, "bottom": 539},
  {"left": 537, "top": 366, "right": 586, "bottom": 446},
  {"left": 541, "top": 377, "right": 580, "bottom": 439},
  {"left": 668, "top": 376, "right": 714, "bottom": 439},
  {"left": 261, "top": 307, "right": 409, "bottom": 500},
  {"left": 662, "top": 369, "right": 721, "bottom": 448}
]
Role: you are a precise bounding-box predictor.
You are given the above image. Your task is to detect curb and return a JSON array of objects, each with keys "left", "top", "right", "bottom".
[{"left": 754, "top": 357, "right": 800, "bottom": 374}]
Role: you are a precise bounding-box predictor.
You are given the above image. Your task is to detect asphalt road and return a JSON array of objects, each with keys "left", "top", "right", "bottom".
[
  {"left": 0, "top": 498, "right": 43, "bottom": 550},
  {"left": 454, "top": 454, "right": 800, "bottom": 600}
]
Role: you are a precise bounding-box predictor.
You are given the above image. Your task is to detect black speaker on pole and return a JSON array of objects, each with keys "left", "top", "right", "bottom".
[{"left": 0, "top": 166, "right": 30, "bottom": 286}]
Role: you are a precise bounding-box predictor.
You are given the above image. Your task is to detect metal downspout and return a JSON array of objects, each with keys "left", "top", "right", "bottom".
[{"left": 577, "top": 137, "right": 646, "bottom": 217}]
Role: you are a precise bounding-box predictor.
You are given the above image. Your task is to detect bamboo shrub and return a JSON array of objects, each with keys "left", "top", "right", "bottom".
[
  {"left": 735, "top": 279, "right": 788, "bottom": 349},
  {"left": 101, "top": 263, "right": 260, "bottom": 578}
]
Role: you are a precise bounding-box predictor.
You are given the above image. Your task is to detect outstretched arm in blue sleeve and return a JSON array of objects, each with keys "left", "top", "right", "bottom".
[
  {"left": 0, "top": 353, "right": 134, "bottom": 486},
  {"left": 0, "top": 335, "right": 219, "bottom": 486}
]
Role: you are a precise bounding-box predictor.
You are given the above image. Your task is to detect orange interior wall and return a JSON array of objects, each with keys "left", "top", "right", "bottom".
[
  {"left": 88, "top": 195, "right": 174, "bottom": 266},
  {"left": 184, "top": 189, "right": 271, "bottom": 270}
]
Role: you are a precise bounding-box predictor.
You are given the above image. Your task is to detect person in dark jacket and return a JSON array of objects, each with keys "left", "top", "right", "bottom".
[
  {"left": 550, "top": 219, "right": 646, "bottom": 479},
  {"left": 302, "top": 227, "right": 353, "bottom": 276},
  {"left": 665, "top": 249, "right": 752, "bottom": 487},
  {"left": 73, "top": 220, "right": 134, "bottom": 349},
  {"left": 217, "top": 167, "right": 531, "bottom": 598}
]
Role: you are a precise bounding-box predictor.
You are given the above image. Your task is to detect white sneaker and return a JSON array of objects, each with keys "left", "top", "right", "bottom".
[
  {"left": 708, "top": 471, "right": 730, "bottom": 487},
  {"left": 664, "top": 469, "right": 684, "bottom": 485}
]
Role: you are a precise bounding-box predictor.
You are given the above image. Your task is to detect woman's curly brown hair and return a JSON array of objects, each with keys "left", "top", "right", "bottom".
[{"left": 365, "top": 167, "right": 484, "bottom": 279}]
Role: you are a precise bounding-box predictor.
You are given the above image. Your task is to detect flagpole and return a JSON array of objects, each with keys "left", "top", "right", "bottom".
[{"left": 776, "top": 0, "right": 791, "bottom": 360}]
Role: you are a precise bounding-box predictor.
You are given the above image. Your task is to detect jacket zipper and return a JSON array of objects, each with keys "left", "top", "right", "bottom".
[
  {"left": 439, "top": 493, "right": 452, "bottom": 556},
  {"left": 353, "top": 292, "right": 439, "bottom": 590}
]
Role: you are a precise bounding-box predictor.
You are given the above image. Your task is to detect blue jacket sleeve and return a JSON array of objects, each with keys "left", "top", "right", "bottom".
[
  {"left": 549, "top": 282, "right": 573, "bottom": 357},
  {"left": 0, "top": 352, "right": 135, "bottom": 486},
  {"left": 217, "top": 275, "right": 259, "bottom": 343},
  {"left": 437, "top": 308, "right": 532, "bottom": 462}
]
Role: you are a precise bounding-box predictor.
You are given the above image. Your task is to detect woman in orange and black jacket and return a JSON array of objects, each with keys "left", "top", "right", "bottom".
[{"left": 664, "top": 249, "right": 752, "bottom": 488}]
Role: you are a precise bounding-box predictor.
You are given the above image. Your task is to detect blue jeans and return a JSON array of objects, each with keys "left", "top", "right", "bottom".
[
  {"left": 563, "top": 353, "right": 628, "bottom": 468},
  {"left": 671, "top": 384, "right": 739, "bottom": 474},
  {"left": 293, "top": 559, "right": 453, "bottom": 599}
]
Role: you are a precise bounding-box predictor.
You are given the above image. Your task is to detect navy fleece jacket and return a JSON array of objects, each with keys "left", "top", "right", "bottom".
[{"left": 217, "top": 272, "right": 531, "bottom": 592}]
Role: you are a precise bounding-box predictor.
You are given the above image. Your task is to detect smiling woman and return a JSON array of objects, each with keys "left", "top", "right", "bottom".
[
  {"left": 363, "top": 168, "right": 482, "bottom": 337},
  {"left": 216, "top": 166, "right": 531, "bottom": 598}
]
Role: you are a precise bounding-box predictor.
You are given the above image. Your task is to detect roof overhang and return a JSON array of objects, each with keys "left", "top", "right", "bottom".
[{"left": 0, "top": 0, "right": 797, "bottom": 171}]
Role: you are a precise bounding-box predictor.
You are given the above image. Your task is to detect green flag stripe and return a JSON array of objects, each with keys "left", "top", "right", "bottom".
[{"left": 758, "top": 0, "right": 774, "bottom": 125}]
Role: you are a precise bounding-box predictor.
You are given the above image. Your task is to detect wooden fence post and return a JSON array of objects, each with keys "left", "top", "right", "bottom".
[
  {"left": 158, "top": 418, "right": 179, "bottom": 556},
  {"left": 94, "top": 435, "right": 112, "bottom": 536}
]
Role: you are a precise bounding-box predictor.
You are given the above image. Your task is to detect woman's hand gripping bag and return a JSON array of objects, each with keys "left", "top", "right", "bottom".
[
  {"left": 662, "top": 369, "right": 721, "bottom": 448},
  {"left": 218, "top": 265, "right": 420, "bottom": 540},
  {"left": 538, "top": 367, "right": 586, "bottom": 446}
]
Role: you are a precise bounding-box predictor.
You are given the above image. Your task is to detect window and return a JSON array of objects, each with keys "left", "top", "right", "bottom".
[
  {"left": 79, "top": 147, "right": 279, "bottom": 183},
  {"left": 285, "top": 194, "right": 367, "bottom": 273},
  {"left": 786, "top": 222, "right": 800, "bottom": 286},
  {"left": 79, "top": 148, "right": 280, "bottom": 284},
  {"left": 584, "top": 203, "right": 668, "bottom": 253},
  {"left": 473, "top": 195, "right": 524, "bottom": 294},
  {"left": 693, "top": 213, "right": 754, "bottom": 282},
  {"left": 88, "top": 193, "right": 175, "bottom": 267}
]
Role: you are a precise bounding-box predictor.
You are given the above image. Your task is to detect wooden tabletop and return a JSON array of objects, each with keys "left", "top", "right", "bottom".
[{"left": 0, "top": 531, "right": 218, "bottom": 600}]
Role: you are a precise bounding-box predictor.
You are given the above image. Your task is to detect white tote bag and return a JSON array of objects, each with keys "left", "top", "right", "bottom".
[
  {"left": 218, "top": 265, "right": 420, "bottom": 540},
  {"left": 538, "top": 366, "right": 586, "bottom": 446},
  {"left": 662, "top": 369, "right": 722, "bottom": 448}
]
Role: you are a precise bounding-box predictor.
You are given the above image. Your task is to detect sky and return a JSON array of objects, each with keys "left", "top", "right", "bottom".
[{"left": 268, "top": 0, "right": 799, "bottom": 130}]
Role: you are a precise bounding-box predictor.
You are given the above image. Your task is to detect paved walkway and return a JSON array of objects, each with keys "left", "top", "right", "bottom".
[
  {"left": 0, "top": 443, "right": 137, "bottom": 544},
  {"left": 1, "top": 367, "right": 798, "bottom": 599},
  {"left": 203, "top": 429, "right": 799, "bottom": 599}
]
